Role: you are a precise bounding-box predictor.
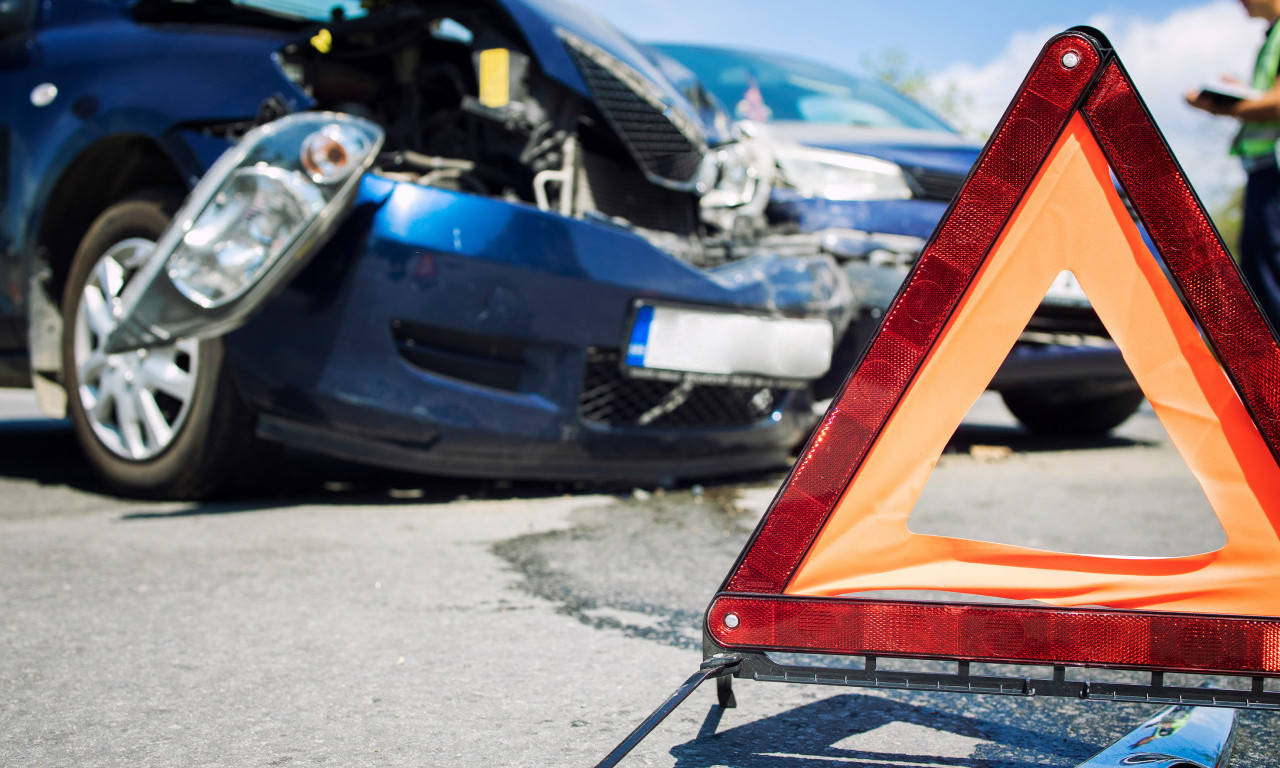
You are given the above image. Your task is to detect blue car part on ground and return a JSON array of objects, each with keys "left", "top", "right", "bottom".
[{"left": 0, "top": 0, "right": 853, "bottom": 497}]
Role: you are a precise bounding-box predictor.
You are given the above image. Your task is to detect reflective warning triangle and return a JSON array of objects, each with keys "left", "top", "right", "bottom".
[{"left": 707, "top": 28, "right": 1280, "bottom": 676}]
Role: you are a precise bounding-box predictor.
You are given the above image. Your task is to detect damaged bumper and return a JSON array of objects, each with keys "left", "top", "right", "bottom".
[{"left": 219, "top": 175, "right": 852, "bottom": 480}]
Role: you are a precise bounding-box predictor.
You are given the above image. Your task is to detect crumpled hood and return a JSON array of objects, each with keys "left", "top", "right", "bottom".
[
  {"left": 767, "top": 121, "right": 982, "bottom": 177},
  {"left": 493, "top": 0, "right": 720, "bottom": 142}
]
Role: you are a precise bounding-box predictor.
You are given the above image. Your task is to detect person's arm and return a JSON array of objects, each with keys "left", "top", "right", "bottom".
[{"left": 1187, "top": 82, "right": 1280, "bottom": 121}]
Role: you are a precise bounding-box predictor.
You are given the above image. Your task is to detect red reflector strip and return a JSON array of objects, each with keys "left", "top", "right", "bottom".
[
  {"left": 723, "top": 34, "right": 1102, "bottom": 596},
  {"left": 1083, "top": 62, "right": 1280, "bottom": 463},
  {"left": 708, "top": 596, "right": 1280, "bottom": 676}
]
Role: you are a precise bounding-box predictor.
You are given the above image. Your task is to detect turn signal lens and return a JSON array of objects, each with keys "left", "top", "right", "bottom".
[
  {"left": 168, "top": 167, "right": 324, "bottom": 307},
  {"left": 300, "top": 123, "right": 373, "bottom": 184}
]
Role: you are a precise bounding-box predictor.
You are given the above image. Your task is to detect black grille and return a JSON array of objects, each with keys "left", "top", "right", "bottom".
[
  {"left": 579, "top": 349, "right": 787, "bottom": 429},
  {"left": 563, "top": 44, "right": 704, "bottom": 185},
  {"left": 904, "top": 166, "right": 968, "bottom": 202},
  {"left": 581, "top": 150, "right": 699, "bottom": 235}
]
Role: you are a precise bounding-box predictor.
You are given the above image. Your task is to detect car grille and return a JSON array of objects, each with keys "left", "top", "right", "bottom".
[
  {"left": 904, "top": 166, "right": 968, "bottom": 202},
  {"left": 580, "top": 150, "right": 699, "bottom": 236},
  {"left": 579, "top": 349, "right": 787, "bottom": 429},
  {"left": 560, "top": 32, "right": 705, "bottom": 187}
]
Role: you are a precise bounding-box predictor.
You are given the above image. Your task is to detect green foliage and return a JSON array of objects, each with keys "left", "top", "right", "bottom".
[{"left": 860, "top": 47, "right": 981, "bottom": 136}]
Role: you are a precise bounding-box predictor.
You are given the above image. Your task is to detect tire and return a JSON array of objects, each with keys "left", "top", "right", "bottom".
[
  {"left": 1000, "top": 386, "right": 1145, "bottom": 437},
  {"left": 61, "top": 190, "right": 272, "bottom": 499}
]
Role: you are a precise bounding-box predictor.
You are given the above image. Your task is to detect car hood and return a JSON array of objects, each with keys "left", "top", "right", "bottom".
[
  {"left": 767, "top": 121, "right": 982, "bottom": 177},
  {"left": 491, "top": 0, "right": 727, "bottom": 144},
  {"left": 127, "top": 0, "right": 725, "bottom": 146}
]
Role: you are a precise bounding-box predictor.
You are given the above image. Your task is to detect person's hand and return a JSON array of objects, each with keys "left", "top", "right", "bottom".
[{"left": 1186, "top": 88, "right": 1236, "bottom": 116}]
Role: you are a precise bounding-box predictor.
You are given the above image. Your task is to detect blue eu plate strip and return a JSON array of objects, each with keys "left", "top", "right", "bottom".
[{"left": 626, "top": 305, "right": 655, "bottom": 367}]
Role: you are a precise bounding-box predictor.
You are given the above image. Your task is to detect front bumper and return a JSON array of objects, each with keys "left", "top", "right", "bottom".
[{"left": 224, "top": 176, "right": 848, "bottom": 481}]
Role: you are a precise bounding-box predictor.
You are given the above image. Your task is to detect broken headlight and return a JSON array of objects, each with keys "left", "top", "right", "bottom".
[
  {"left": 698, "top": 135, "right": 776, "bottom": 235},
  {"left": 167, "top": 166, "right": 326, "bottom": 308},
  {"left": 105, "top": 112, "right": 383, "bottom": 353},
  {"left": 775, "top": 145, "right": 912, "bottom": 201}
]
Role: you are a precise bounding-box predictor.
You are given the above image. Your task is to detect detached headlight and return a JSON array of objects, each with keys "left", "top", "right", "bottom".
[
  {"left": 698, "top": 133, "right": 775, "bottom": 234},
  {"left": 168, "top": 166, "right": 326, "bottom": 307},
  {"left": 775, "top": 147, "right": 912, "bottom": 201},
  {"left": 106, "top": 112, "right": 384, "bottom": 352}
]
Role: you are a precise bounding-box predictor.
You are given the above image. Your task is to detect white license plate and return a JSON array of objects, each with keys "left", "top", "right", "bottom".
[
  {"left": 624, "top": 303, "right": 833, "bottom": 384},
  {"left": 1043, "top": 269, "right": 1091, "bottom": 307}
]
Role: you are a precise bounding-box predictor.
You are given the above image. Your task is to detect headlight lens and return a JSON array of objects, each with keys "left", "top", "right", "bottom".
[
  {"left": 698, "top": 134, "right": 775, "bottom": 234},
  {"left": 167, "top": 167, "right": 326, "bottom": 307},
  {"left": 162, "top": 113, "right": 382, "bottom": 309},
  {"left": 775, "top": 147, "right": 912, "bottom": 201},
  {"left": 700, "top": 140, "right": 770, "bottom": 208}
]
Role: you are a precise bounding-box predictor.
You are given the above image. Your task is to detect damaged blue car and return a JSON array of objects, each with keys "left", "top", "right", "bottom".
[
  {"left": 0, "top": 0, "right": 853, "bottom": 497},
  {"left": 656, "top": 44, "right": 1146, "bottom": 436}
]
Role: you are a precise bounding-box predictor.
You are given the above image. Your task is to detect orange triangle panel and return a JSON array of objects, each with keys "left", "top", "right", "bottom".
[{"left": 707, "top": 29, "right": 1280, "bottom": 676}]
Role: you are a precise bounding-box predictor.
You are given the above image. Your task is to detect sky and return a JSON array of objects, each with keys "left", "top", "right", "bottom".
[{"left": 582, "top": 0, "right": 1266, "bottom": 209}]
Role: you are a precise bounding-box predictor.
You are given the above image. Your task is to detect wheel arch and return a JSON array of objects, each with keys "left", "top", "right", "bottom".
[{"left": 29, "top": 135, "right": 189, "bottom": 416}]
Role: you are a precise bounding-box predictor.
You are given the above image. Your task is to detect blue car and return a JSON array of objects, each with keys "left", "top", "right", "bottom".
[
  {"left": 654, "top": 44, "right": 1144, "bottom": 436},
  {"left": 0, "top": 0, "right": 854, "bottom": 498}
]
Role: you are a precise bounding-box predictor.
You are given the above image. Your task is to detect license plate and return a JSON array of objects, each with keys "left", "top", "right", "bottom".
[
  {"left": 624, "top": 303, "right": 833, "bottom": 386},
  {"left": 1043, "top": 269, "right": 1091, "bottom": 307}
]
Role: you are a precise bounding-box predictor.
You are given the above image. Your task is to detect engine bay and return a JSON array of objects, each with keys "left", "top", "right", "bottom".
[{"left": 145, "top": 0, "right": 786, "bottom": 266}]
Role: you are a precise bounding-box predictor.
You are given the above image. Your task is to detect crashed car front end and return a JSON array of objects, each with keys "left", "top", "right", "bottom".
[
  {"left": 228, "top": 179, "right": 848, "bottom": 479},
  {"left": 109, "top": 0, "right": 853, "bottom": 482}
]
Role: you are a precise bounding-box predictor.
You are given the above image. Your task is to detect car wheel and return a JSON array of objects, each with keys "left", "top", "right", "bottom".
[
  {"left": 61, "top": 190, "right": 271, "bottom": 499},
  {"left": 1000, "top": 386, "right": 1145, "bottom": 437}
]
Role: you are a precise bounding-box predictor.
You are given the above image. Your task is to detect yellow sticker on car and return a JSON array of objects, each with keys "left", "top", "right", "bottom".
[
  {"left": 478, "top": 48, "right": 510, "bottom": 108},
  {"left": 310, "top": 28, "right": 332, "bottom": 54}
]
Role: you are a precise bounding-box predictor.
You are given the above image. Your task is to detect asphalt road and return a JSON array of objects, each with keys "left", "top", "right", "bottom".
[{"left": 1, "top": 388, "right": 1275, "bottom": 767}]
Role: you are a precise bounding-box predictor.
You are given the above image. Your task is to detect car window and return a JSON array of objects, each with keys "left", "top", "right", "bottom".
[
  {"left": 193, "top": 0, "right": 365, "bottom": 21},
  {"left": 655, "top": 44, "right": 955, "bottom": 133}
]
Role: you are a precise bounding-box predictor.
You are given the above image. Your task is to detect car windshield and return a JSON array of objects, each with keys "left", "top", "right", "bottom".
[
  {"left": 204, "top": 0, "right": 365, "bottom": 21},
  {"left": 654, "top": 44, "right": 955, "bottom": 133}
]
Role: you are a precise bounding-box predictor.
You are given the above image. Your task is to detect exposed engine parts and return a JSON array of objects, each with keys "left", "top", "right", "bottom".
[{"left": 274, "top": 2, "right": 777, "bottom": 265}]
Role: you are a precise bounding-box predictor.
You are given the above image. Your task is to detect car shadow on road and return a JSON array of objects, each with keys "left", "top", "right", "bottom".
[
  {"left": 0, "top": 415, "right": 612, "bottom": 512},
  {"left": 116, "top": 456, "right": 602, "bottom": 519},
  {"left": 0, "top": 417, "right": 104, "bottom": 490},
  {"left": 943, "top": 422, "right": 1157, "bottom": 456},
  {"left": 0, "top": 413, "right": 1158, "bottom": 518},
  {"left": 667, "top": 692, "right": 1098, "bottom": 768}
]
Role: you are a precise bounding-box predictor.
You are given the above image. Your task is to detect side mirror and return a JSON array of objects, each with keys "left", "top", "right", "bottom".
[{"left": 0, "top": 0, "right": 37, "bottom": 37}]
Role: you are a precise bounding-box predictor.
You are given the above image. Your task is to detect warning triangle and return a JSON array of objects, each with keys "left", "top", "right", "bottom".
[{"left": 707, "top": 28, "right": 1280, "bottom": 676}]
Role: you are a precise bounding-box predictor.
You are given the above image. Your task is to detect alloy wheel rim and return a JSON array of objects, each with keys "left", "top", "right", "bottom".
[{"left": 73, "top": 238, "right": 201, "bottom": 461}]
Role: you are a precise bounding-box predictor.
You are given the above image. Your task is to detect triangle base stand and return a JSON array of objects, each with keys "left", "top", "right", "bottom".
[
  {"left": 591, "top": 636, "right": 1253, "bottom": 767},
  {"left": 591, "top": 655, "right": 739, "bottom": 768},
  {"left": 711, "top": 646, "right": 1280, "bottom": 710}
]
